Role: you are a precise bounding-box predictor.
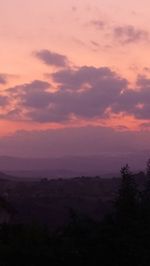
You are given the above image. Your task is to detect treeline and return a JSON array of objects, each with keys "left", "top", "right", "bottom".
[{"left": 1, "top": 160, "right": 150, "bottom": 265}]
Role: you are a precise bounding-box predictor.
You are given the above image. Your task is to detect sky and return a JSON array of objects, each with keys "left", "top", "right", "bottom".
[{"left": 0, "top": 0, "right": 150, "bottom": 158}]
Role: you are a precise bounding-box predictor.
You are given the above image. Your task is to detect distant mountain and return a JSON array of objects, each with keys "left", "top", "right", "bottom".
[
  {"left": 0, "top": 171, "right": 14, "bottom": 181},
  {"left": 0, "top": 152, "right": 148, "bottom": 178}
]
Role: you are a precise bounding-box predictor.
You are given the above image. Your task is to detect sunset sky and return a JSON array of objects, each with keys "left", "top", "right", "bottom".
[{"left": 0, "top": 0, "right": 150, "bottom": 157}]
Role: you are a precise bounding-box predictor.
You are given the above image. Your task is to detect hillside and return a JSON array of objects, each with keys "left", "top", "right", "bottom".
[{"left": 0, "top": 171, "right": 146, "bottom": 229}]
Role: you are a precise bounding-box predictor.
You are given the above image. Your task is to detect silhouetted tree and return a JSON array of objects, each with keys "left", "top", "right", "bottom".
[
  {"left": 144, "top": 158, "right": 150, "bottom": 191},
  {"left": 141, "top": 159, "right": 150, "bottom": 220},
  {"left": 115, "top": 164, "right": 138, "bottom": 223}
]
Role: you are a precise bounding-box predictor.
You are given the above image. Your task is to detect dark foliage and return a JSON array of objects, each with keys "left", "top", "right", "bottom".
[
  {"left": 1, "top": 160, "right": 150, "bottom": 265},
  {"left": 114, "top": 164, "right": 139, "bottom": 223}
]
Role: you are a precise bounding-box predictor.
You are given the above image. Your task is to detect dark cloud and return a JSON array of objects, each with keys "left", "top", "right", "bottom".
[
  {"left": 28, "top": 67, "right": 127, "bottom": 122},
  {"left": 7, "top": 80, "right": 51, "bottom": 108},
  {"left": 0, "top": 95, "right": 8, "bottom": 106},
  {"left": 136, "top": 75, "right": 150, "bottom": 88},
  {"left": 52, "top": 66, "right": 127, "bottom": 91},
  {"left": 8, "top": 80, "right": 50, "bottom": 93},
  {"left": 34, "top": 50, "right": 69, "bottom": 67},
  {"left": 2, "top": 64, "right": 150, "bottom": 123},
  {"left": 113, "top": 25, "right": 149, "bottom": 44},
  {"left": 20, "top": 80, "right": 52, "bottom": 108},
  {"left": 112, "top": 75, "right": 150, "bottom": 119},
  {"left": 3, "top": 67, "right": 127, "bottom": 123},
  {"left": 26, "top": 109, "right": 68, "bottom": 123}
]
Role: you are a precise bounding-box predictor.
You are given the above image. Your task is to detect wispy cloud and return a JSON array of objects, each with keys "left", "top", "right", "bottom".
[
  {"left": 33, "top": 50, "right": 70, "bottom": 68},
  {"left": 90, "top": 20, "right": 106, "bottom": 30},
  {"left": 113, "top": 25, "right": 149, "bottom": 44},
  {"left": 90, "top": 19, "right": 149, "bottom": 45}
]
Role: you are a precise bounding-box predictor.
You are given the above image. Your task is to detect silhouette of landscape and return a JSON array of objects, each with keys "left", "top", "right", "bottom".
[{"left": 0, "top": 159, "right": 150, "bottom": 265}]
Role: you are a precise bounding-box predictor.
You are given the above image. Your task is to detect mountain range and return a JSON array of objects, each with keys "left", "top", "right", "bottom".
[{"left": 0, "top": 152, "right": 148, "bottom": 178}]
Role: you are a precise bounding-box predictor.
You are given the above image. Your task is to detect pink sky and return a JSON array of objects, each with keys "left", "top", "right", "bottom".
[
  {"left": 0, "top": 0, "right": 150, "bottom": 78},
  {"left": 0, "top": 0, "right": 150, "bottom": 157}
]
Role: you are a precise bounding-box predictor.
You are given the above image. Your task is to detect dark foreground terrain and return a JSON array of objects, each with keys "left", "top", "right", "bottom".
[
  {"left": 0, "top": 164, "right": 150, "bottom": 265},
  {"left": 0, "top": 170, "right": 146, "bottom": 228}
]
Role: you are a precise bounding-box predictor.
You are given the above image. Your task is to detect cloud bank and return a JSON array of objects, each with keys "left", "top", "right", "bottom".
[{"left": 0, "top": 63, "right": 149, "bottom": 124}]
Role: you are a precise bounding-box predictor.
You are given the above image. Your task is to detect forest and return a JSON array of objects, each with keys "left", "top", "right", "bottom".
[{"left": 0, "top": 160, "right": 150, "bottom": 265}]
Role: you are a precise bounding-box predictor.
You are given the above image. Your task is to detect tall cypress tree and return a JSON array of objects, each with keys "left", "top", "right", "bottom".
[
  {"left": 142, "top": 159, "right": 150, "bottom": 200},
  {"left": 141, "top": 159, "right": 150, "bottom": 220},
  {"left": 115, "top": 164, "right": 138, "bottom": 223}
]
